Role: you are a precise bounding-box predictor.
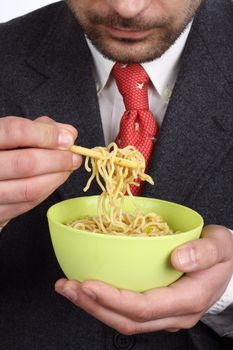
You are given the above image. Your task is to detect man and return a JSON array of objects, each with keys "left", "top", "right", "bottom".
[{"left": 0, "top": 0, "right": 232, "bottom": 349}]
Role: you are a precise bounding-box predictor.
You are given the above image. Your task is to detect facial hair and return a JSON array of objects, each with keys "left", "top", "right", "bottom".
[{"left": 66, "top": 0, "right": 203, "bottom": 64}]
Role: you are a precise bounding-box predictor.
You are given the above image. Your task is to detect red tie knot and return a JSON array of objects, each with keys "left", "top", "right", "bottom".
[{"left": 112, "top": 63, "right": 149, "bottom": 111}]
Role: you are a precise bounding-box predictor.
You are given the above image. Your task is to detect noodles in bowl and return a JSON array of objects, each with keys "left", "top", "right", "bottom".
[
  {"left": 47, "top": 196, "right": 203, "bottom": 290},
  {"left": 66, "top": 143, "right": 174, "bottom": 236},
  {"left": 47, "top": 142, "right": 203, "bottom": 290}
]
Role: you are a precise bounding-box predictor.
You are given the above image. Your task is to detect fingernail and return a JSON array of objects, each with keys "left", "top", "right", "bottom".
[
  {"left": 72, "top": 154, "right": 81, "bottom": 169},
  {"left": 177, "top": 247, "right": 197, "bottom": 269},
  {"left": 82, "top": 288, "right": 96, "bottom": 300},
  {"left": 58, "top": 130, "right": 74, "bottom": 149},
  {"left": 61, "top": 287, "right": 78, "bottom": 303}
]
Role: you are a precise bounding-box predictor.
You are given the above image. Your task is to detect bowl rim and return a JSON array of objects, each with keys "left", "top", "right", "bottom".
[{"left": 47, "top": 195, "right": 204, "bottom": 241}]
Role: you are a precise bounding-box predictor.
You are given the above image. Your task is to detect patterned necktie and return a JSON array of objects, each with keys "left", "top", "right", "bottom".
[{"left": 112, "top": 63, "right": 159, "bottom": 195}]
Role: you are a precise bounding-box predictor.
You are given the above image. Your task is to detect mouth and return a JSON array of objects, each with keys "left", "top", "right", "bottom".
[{"left": 106, "top": 26, "right": 153, "bottom": 40}]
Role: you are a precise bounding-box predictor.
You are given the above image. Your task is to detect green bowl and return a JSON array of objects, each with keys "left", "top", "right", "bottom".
[{"left": 47, "top": 196, "right": 203, "bottom": 292}]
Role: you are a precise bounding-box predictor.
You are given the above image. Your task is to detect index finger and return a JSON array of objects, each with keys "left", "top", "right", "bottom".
[
  {"left": 35, "top": 115, "right": 78, "bottom": 139},
  {"left": 78, "top": 280, "right": 190, "bottom": 322},
  {"left": 0, "top": 116, "right": 75, "bottom": 150}
]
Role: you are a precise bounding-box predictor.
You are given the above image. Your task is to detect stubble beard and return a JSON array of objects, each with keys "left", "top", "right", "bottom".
[
  {"left": 81, "top": 16, "right": 177, "bottom": 64},
  {"left": 66, "top": 0, "right": 203, "bottom": 64}
]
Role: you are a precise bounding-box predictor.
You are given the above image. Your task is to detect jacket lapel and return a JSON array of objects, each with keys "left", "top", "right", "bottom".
[
  {"left": 20, "top": 3, "right": 104, "bottom": 199},
  {"left": 143, "top": 0, "right": 233, "bottom": 205}
]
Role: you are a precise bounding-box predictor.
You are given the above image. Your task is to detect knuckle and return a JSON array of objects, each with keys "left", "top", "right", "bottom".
[
  {"left": 12, "top": 151, "right": 36, "bottom": 176},
  {"left": 35, "top": 115, "right": 54, "bottom": 124},
  {"left": 2, "top": 117, "right": 25, "bottom": 142},
  {"left": 19, "top": 180, "right": 41, "bottom": 203},
  {"left": 23, "top": 182, "right": 37, "bottom": 202}
]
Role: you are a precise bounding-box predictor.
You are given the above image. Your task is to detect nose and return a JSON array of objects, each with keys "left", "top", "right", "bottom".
[{"left": 107, "top": 0, "right": 151, "bottom": 18}]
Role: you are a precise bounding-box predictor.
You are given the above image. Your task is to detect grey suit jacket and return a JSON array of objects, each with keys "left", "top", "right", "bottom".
[{"left": 0, "top": 0, "right": 232, "bottom": 349}]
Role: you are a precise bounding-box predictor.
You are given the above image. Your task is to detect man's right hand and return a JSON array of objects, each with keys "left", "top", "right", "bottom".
[{"left": 0, "top": 116, "right": 82, "bottom": 225}]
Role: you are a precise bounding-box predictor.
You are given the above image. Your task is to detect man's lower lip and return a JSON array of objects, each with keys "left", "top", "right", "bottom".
[{"left": 106, "top": 26, "right": 152, "bottom": 39}]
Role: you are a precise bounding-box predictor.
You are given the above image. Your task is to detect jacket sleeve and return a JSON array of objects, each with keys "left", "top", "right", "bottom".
[
  {"left": 202, "top": 302, "right": 233, "bottom": 338},
  {"left": 201, "top": 229, "right": 233, "bottom": 338}
]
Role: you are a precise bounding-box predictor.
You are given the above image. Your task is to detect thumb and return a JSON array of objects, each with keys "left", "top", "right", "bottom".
[{"left": 171, "top": 225, "right": 233, "bottom": 272}]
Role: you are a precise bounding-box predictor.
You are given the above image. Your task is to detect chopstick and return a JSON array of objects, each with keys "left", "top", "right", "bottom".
[{"left": 70, "top": 145, "right": 144, "bottom": 169}]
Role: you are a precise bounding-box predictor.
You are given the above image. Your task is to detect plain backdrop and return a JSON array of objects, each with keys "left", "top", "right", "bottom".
[{"left": 0, "top": 0, "right": 59, "bottom": 22}]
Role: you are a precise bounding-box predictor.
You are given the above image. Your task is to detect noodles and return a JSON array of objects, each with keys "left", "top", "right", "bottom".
[{"left": 67, "top": 143, "right": 174, "bottom": 236}]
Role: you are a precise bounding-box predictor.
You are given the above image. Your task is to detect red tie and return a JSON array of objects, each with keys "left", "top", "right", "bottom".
[{"left": 112, "top": 63, "right": 159, "bottom": 195}]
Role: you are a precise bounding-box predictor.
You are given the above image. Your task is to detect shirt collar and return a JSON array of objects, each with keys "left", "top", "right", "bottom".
[
  {"left": 86, "top": 21, "right": 192, "bottom": 98},
  {"left": 86, "top": 38, "right": 114, "bottom": 94}
]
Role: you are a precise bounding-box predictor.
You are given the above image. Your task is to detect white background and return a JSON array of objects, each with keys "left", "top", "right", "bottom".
[{"left": 0, "top": 0, "right": 59, "bottom": 22}]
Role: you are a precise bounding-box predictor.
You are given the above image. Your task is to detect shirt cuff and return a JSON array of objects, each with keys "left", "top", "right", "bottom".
[
  {"left": 202, "top": 303, "right": 233, "bottom": 338},
  {"left": 205, "top": 274, "right": 233, "bottom": 315},
  {"left": 205, "top": 229, "right": 233, "bottom": 315},
  {"left": 201, "top": 229, "right": 233, "bottom": 337},
  {"left": 206, "top": 230, "right": 233, "bottom": 315}
]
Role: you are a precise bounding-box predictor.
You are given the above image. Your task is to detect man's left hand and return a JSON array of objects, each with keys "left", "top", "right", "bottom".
[{"left": 55, "top": 225, "right": 233, "bottom": 334}]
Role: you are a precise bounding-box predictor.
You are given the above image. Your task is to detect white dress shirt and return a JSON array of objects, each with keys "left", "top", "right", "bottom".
[{"left": 86, "top": 23, "right": 233, "bottom": 337}]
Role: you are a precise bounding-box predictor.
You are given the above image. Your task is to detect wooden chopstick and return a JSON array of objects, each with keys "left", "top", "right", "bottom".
[{"left": 70, "top": 145, "right": 144, "bottom": 169}]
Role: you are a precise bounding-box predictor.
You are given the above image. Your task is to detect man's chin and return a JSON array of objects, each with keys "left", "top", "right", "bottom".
[{"left": 89, "top": 37, "right": 166, "bottom": 63}]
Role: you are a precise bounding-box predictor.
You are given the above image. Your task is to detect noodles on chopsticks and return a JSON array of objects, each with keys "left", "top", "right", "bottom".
[{"left": 66, "top": 143, "right": 174, "bottom": 236}]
